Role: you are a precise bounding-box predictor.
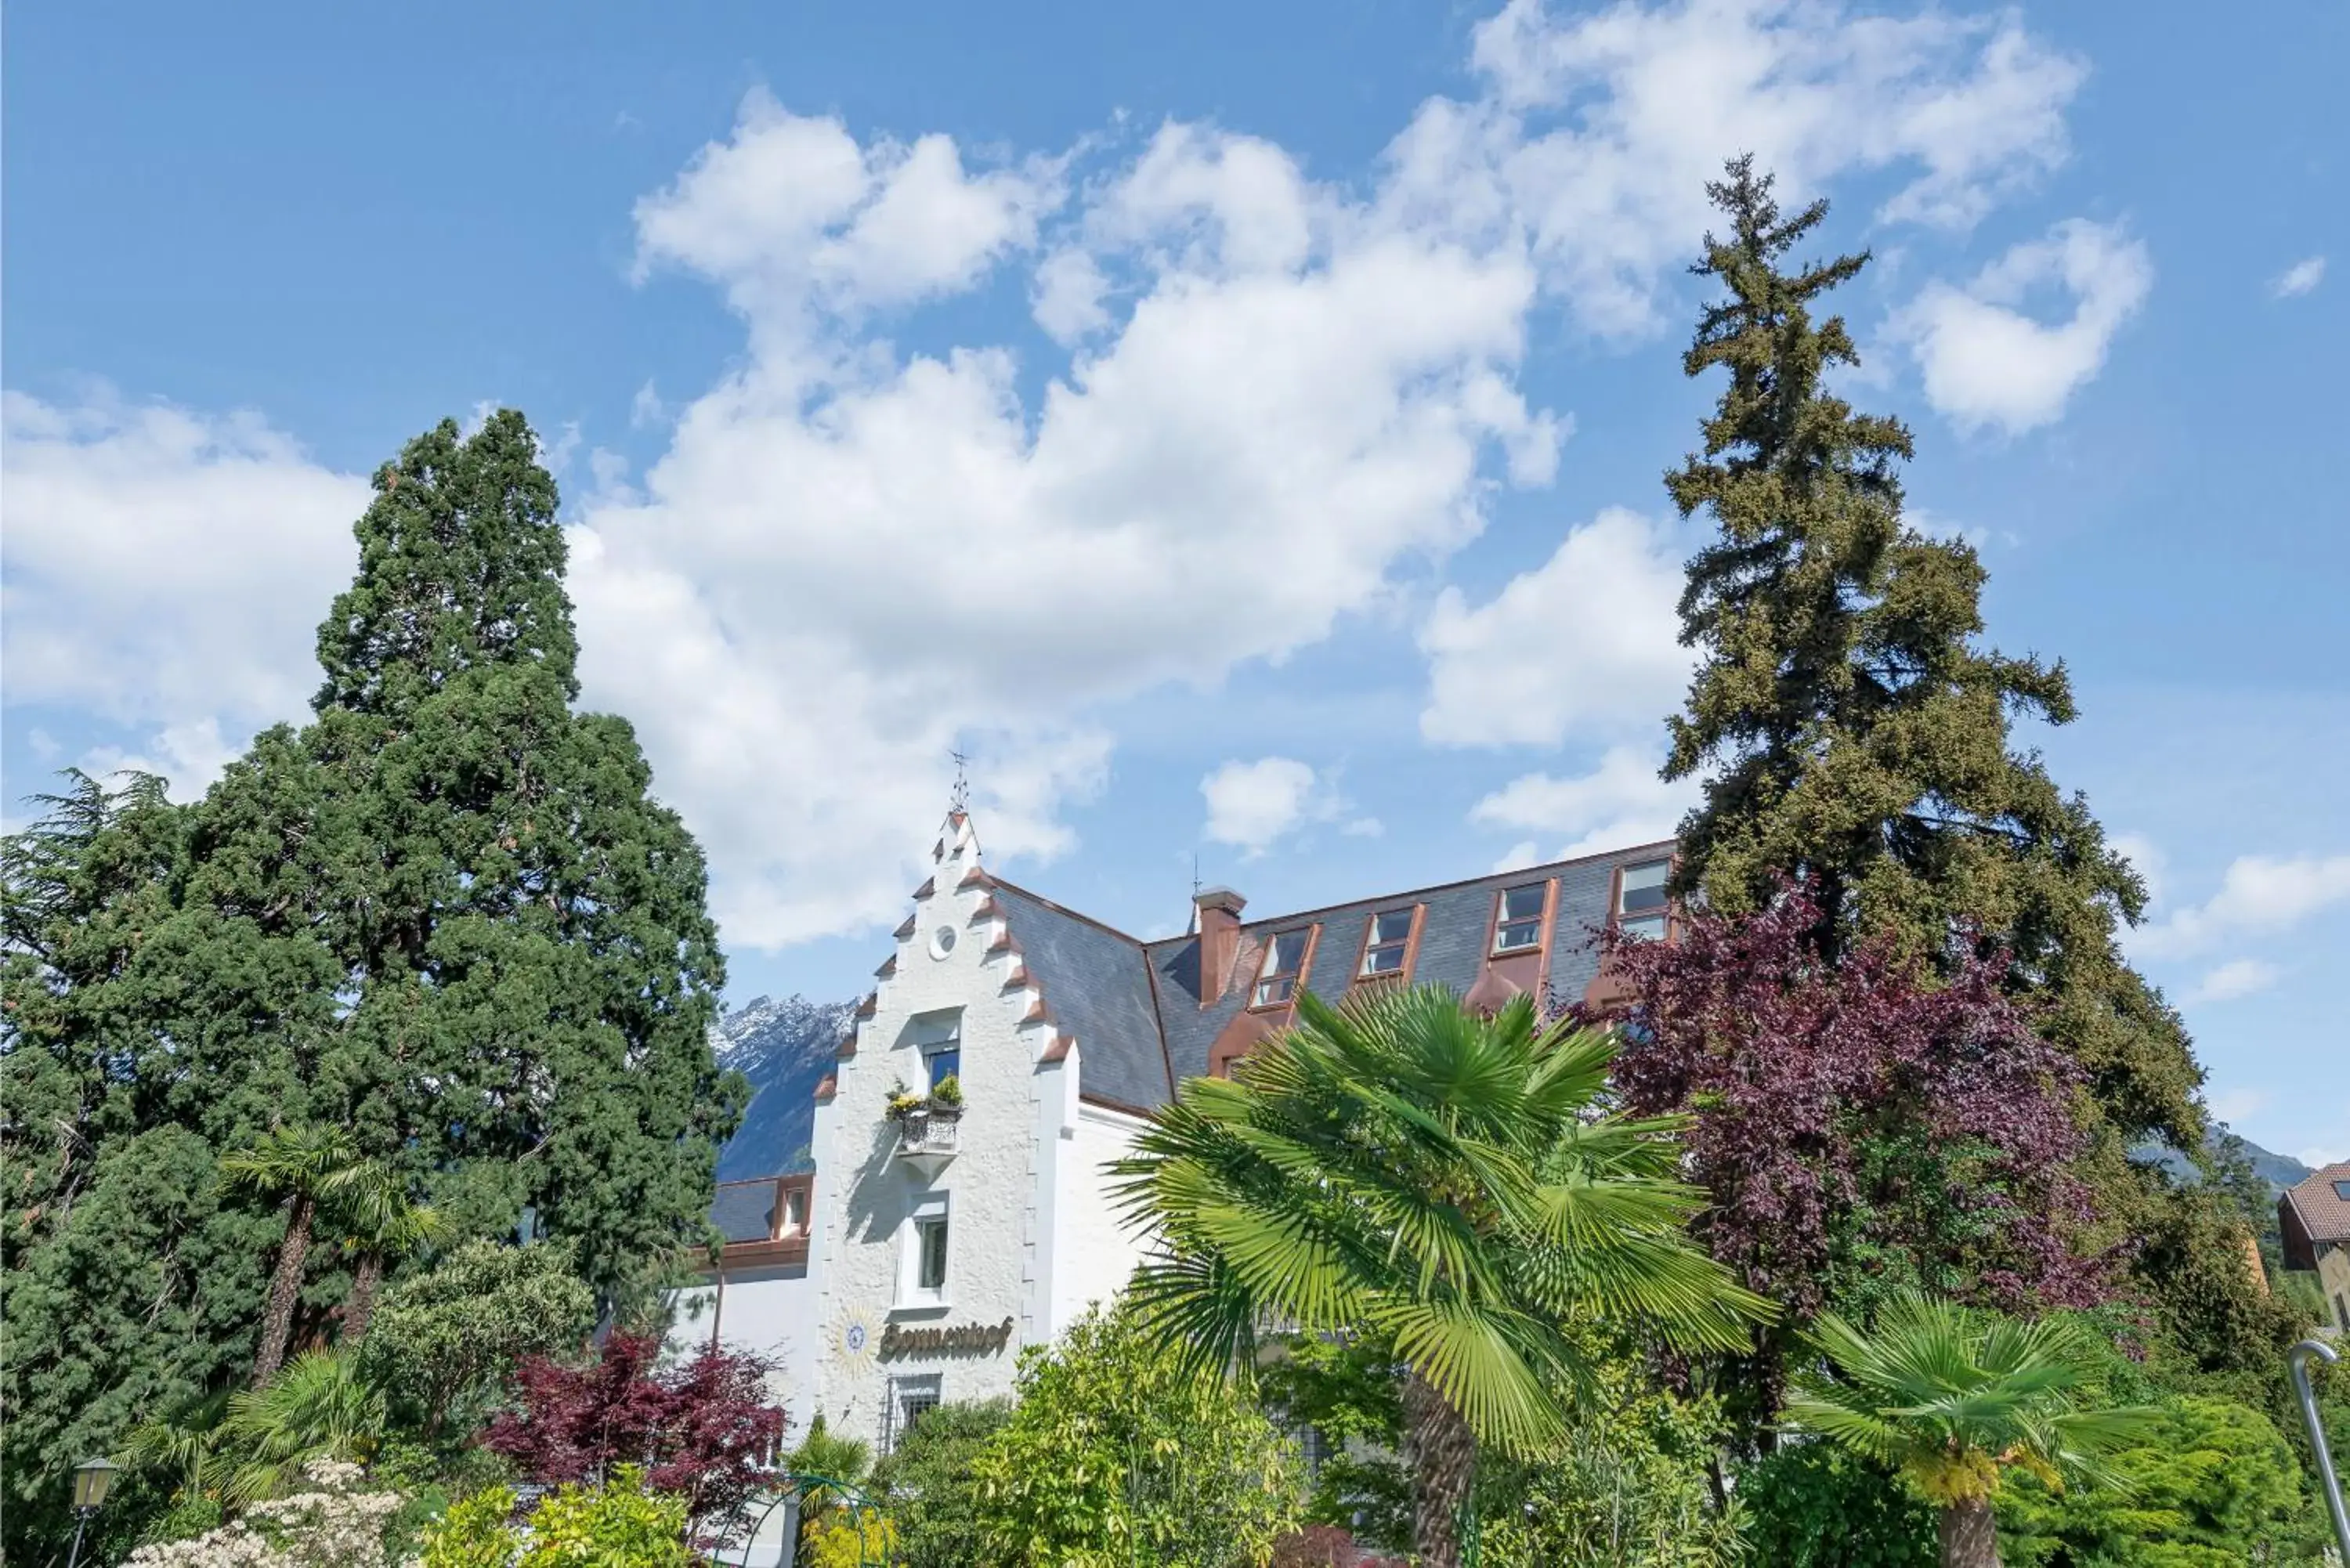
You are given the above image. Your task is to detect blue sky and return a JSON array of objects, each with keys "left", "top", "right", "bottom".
[{"left": 5, "top": 0, "right": 2343, "bottom": 1163}]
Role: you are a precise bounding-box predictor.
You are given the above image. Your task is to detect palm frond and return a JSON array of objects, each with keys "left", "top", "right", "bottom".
[{"left": 1783, "top": 1291, "right": 2158, "bottom": 1501}]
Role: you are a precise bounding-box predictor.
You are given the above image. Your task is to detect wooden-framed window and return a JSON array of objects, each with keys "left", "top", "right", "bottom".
[
  {"left": 1253, "top": 930, "right": 1311, "bottom": 1008},
  {"left": 1615, "top": 858, "right": 1671, "bottom": 941},
  {"left": 1492, "top": 883, "right": 1547, "bottom": 954},
  {"left": 1360, "top": 909, "right": 1414, "bottom": 977}
]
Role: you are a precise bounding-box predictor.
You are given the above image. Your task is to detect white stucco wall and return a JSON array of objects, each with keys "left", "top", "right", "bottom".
[
  {"left": 804, "top": 818, "right": 1060, "bottom": 1448},
  {"left": 669, "top": 1267, "right": 821, "bottom": 1436},
  {"left": 1050, "top": 1100, "right": 1151, "bottom": 1338}
]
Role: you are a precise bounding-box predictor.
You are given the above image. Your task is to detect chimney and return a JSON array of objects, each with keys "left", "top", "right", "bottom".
[{"left": 1194, "top": 887, "right": 1247, "bottom": 1006}]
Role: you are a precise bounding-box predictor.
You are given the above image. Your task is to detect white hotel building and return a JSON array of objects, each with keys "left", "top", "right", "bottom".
[{"left": 678, "top": 811, "right": 1678, "bottom": 1450}]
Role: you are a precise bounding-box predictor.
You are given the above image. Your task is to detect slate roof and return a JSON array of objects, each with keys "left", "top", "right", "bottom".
[
  {"left": 711, "top": 1179, "right": 786, "bottom": 1244},
  {"left": 992, "top": 882, "right": 1173, "bottom": 1111},
  {"left": 997, "top": 838, "right": 1677, "bottom": 1112}
]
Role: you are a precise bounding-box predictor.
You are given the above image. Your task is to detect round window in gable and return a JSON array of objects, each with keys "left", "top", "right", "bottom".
[{"left": 928, "top": 925, "right": 957, "bottom": 960}]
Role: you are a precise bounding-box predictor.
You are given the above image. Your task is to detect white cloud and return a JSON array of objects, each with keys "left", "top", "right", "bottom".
[
  {"left": 0, "top": 389, "right": 365, "bottom": 797},
  {"left": 1418, "top": 0, "right": 2086, "bottom": 334},
  {"left": 1893, "top": 218, "right": 2153, "bottom": 435},
  {"left": 532, "top": 0, "right": 2095, "bottom": 945},
  {"left": 2135, "top": 853, "right": 2350, "bottom": 959},
  {"left": 2186, "top": 959, "right": 2283, "bottom": 1006},
  {"left": 1469, "top": 742, "right": 1696, "bottom": 859},
  {"left": 2271, "top": 255, "right": 2326, "bottom": 299},
  {"left": 2108, "top": 830, "right": 2167, "bottom": 910},
  {"left": 1419, "top": 508, "right": 1690, "bottom": 747},
  {"left": 10, "top": 0, "right": 2092, "bottom": 948},
  {"left": 584, "top": 96, "right": 1565, "bottom": 943},
  {"left": 2206, "top": 1086, "right": 2269, "bottom": 1127},
  {"left": 1493, "top": 840, "right": 1543, "bottom": 873},
  {"left": 632, "top": 89, "right": 1064, "bottom": 337},
  {"left": 1199, "top": 757, "right": 1346, "bottom": 855}
]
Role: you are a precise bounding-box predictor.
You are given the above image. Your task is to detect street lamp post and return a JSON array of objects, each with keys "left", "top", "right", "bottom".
[{"left": 64, "top": 1458, "right": 120, "bottom": 1568}]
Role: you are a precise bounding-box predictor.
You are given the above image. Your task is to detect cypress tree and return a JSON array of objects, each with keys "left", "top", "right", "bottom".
[{"left": 1663, "top": 158, "right": 2202, "bottom": 1156}]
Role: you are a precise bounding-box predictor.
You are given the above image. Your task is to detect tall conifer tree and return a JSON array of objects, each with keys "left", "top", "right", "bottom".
[
  {"left": 1663, "top": 159, "right": 2201, "bottom": 1155},
  {"left": 281, "top": 409, "right": 745, "bottom": 1288},
  {"left": 1656, "top": 164, "right": 2307, "bottom": 1406},
  {"left": 2, "top": 411, "right": 743, "bottom": 1552}
]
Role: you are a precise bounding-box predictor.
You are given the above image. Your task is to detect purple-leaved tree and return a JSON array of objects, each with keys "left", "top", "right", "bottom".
[{"left": 1582, "top": 878, "right": 2110, "bottom": 1332}]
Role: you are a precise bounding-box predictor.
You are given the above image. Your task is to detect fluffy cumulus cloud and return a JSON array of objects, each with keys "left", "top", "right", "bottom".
[
  {"left": 2270, "top": 255, "right": 2326, "bottom": 299},
  {"left": 1419, "top": 508, "right": 1692, "bottom": 747},
  {"left": 1469, "top": 742, "right": 1697, "bottom": 862},
  {"left": 1198, "top": 757, "right": 1362, "bottom": 856},
  {"left": 1437, "top": 0, "right": 2086, "bottom": 333},
  {"left": 0, "top": 390, "right": 366, "bottom": 794},
  {"left": 8, "top": 0, "right": 2100, "bottom": 948},
  {"left": 1893, "top": 219, "right": 2153, "bottom": 435},
  {"left": 2133, "top": 852, "right": 2350, "bottom": 959},
  {"left": 2184, "top": 959, "right": 2283, "bottom": 1006},
  {"left": 581, "top": 99, "right": 1553, "bottom": 942}
]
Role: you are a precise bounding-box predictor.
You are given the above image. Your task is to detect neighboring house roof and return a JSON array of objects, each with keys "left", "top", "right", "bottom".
[
  {"left": 712, "top": 1178, "right": 788, "bottom": 1244},
  {"left": 992, "top": 837, "right": 1678, "bottom": 1112},
  {"left": 2280, "top": 1162, "right": 2350, "bottom": 1269}
]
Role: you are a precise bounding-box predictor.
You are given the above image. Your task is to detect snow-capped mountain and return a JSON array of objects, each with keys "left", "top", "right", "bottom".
[{"left": 711, "top": 993, "right": 855, "bottom": 1180}]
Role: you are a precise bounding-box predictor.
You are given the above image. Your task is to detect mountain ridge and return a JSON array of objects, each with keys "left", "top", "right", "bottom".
[{"left": 712, "top": 993, "right": 855, "bottom": 1181}]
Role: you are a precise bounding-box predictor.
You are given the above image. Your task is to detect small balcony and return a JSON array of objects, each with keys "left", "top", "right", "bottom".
[{"left": 894, "top": 1108, "right": 961, "bottom": 1167}]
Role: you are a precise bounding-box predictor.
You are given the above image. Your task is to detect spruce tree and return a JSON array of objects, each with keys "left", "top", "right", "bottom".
[{"left": 1663, "top": 158, "right": 2201, "bottom": 1154}]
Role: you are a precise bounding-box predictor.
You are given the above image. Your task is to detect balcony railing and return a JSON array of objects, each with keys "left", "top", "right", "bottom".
[{"left": 895, "top": 1110, "right": 960, "bottom": 1162}]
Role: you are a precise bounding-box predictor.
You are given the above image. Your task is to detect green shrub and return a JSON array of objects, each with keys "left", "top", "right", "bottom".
[
  {"left": 139, "top": 1490, "right": 226, "bottom": 1546},
  {"left": 1996, "top": 1396, "right": 2319, "bottom": 1566},
  {"left": 870, "top": 1398, "right": 1014, "bottom": 1568},
  {"left": 362, "top": 1240, "right": 595, "bottom": 1438},
  {"left": 969, "top": 1299, "right": 1303, "bottom": 1566},
  {"left": 419, "top": 1469, "right": 695, "bottom": 1568},
  {"left": 1474, "top": 1335, "right": 1747, "bottom": 1568},
  {"left": 419, "top": 1485, "right": 521, "bottom": 1568},
  {"left": 1737, "top": 1443, "right": 1934, "bottom": 1568},
  {"left": 520, "top": 1466, "right": 692, "bottom": 1566},
  {"left": 805, "top": 1509, "right": 898, "bottom": 1568}
]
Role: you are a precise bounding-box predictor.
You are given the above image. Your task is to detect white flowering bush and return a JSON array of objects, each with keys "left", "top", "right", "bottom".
[{"left": 126, "top": 1461, "right": 407, "bottom": 1568}]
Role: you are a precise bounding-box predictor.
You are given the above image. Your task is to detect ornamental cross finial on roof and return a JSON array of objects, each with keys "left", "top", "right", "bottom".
[{"left": 949, "top": 747, "right": 971, "bottom": 815}]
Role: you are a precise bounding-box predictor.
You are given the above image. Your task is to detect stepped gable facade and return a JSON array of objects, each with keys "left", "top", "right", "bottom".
[{"left": 678, "top": 810, "right": 1679, "bottom": 1451}]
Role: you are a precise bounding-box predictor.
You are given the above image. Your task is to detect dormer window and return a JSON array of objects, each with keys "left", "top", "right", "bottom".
[
  {"left": 1493, "top": 883, "right": 1546, "bottom": 953},
  {"left": 1361, "top": 909, "right": 1413, "bottom": 977},
  {"left": 1617, "top": 860, "right": 1671, "bottom": 941},
  {"left": 1253, "top": 930, "right": 1310, "bottom": 1008}
]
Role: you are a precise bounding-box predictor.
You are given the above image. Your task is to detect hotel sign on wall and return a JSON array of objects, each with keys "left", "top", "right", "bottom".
[{"left": 879, "top": 1317, "right": 1016, "bottom": 1359}]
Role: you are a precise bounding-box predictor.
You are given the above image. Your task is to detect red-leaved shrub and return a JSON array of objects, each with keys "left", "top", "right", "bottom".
[{"left": 482, "top": 1332, "right": 785, "bottom": 1535}]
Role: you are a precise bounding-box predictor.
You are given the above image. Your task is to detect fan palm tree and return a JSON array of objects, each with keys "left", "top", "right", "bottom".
[
  {"left": 1781, "top": 1292, "right": 2156, "bottom": 1568},
  {"left": 217, "top": 1349, "right": 391, "bottom": 1503},
  {"left": 220, "top": 1123, "right": 369, "bottom": 1385},
  {"left": 1114, "top": 985, "right": 1772, "bottom": 1568},
  {"left": 330, "top": 1165, "right": 448, "bottom": 1342}
]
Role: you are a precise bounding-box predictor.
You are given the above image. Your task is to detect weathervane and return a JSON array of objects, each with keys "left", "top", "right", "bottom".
[{"left": 949, "top": 747, "right": 971, "bottom": 814}]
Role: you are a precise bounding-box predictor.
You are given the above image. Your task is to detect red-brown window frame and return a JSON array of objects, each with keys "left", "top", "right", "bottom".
[
  {"left": 1487, "top": 880, "right": 1556, "bottom": 958},
  {"left": 1247, "top": 926, "right": 1320, "bottom": 1013},
  {"left": 1607, "top": 855, "right": 1678, "bottom": 944},
  {"left": 1352, "top": 904, "right": 1424, "bottom": 984}
]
